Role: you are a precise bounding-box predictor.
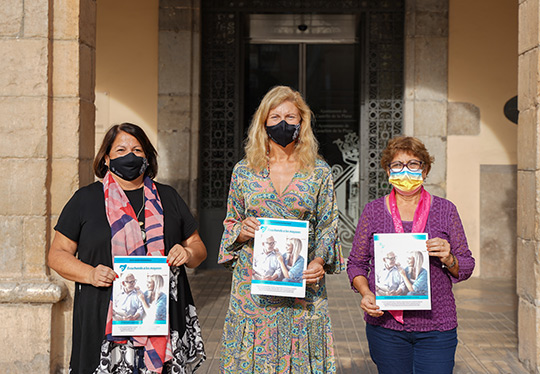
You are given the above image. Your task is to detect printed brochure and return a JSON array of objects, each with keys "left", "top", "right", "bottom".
[
  {"left": 112, "top": 256, "right": 169, "bottom": 336},
  {"left": 374, "top": 233, "right": 431, "bottom": 310},
  {"left": 251, "top": 218, "right": 309, "bottom": 298}
]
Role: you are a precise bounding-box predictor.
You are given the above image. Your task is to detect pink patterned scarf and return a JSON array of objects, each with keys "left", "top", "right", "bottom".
[
  {"left": 103, "top": 171, "right": 172, "bottom": 373},
  {"left": 387, "top": 186, "right": 431, "bottom": 324}
]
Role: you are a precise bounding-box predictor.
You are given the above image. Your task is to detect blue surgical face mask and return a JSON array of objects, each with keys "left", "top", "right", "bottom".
[
  {"left": 109, "top": 152, "right": 148, "bottom": 181},
  {"left": 265, "top": 120, "right": 301, "bottom": 147}
]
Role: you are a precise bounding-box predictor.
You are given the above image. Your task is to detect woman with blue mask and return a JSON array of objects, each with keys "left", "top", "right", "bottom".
[{"left": 347, "top": 136, "right": 475, "bottom": 374}]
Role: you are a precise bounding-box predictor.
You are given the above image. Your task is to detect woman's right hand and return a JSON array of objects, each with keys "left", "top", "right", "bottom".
[
  {"left": 360, "top": 291, "right": 384, "bottom": 318},
  {"left": 353, "top": 275, "right": 383, "bottom": 317},
  {"left": 87, "top": 264, "right": 117, "bottom": 287},
  {"left": 236, "top": 217, "right": 261, "bottom": 243}
]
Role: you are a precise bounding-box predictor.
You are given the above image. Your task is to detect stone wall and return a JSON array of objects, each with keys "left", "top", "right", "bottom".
[
  {"left": 404, "top": 0, "right": 449, "bottom": 198},
  {"left": 0, "top": 0, "right": 96, "bottom": 372},
  {"left": 157, "top": 0, "right": 201, "bottom": 213},
  {"left": 480, "top": 165, "right": 517, "bottom": 278},
  {"left": 517, "top": 0, "right": 540, "bottom": 371}
]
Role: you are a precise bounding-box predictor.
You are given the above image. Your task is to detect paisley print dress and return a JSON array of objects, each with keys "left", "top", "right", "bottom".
[{"left": 218, "top": 159, "right": 344, "bottom": 373}]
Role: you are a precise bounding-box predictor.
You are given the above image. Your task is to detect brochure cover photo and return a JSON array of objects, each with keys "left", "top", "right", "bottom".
[
  {"left": 112, "top": 256, "right": 169, "bottom": 336},
  {"left": 251, "top": 218, "right": 309, "bottom": 298},
  {"left": 373, "top": 233, "right": 431, "bottom": 311}
]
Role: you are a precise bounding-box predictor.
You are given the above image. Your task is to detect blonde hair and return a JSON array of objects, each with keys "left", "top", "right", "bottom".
[
  {"left": 287, "top": 237, "right": 303, "bottom": 266},
  {"left": 148, "top": 274, "right": 164, "bottom": 294},
  {"left": 410, "top": 251, "right": 424, "bottom": 280},
  {"left": 245, "top": 86, "right": 320, "bottom": 171}
]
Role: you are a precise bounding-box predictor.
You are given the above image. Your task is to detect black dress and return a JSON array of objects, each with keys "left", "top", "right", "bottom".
[{"left": 55, "top": 181, "right": 205, "bottom": 374}]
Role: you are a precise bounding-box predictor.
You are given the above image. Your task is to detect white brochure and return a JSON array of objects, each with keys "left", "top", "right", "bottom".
[
  {"left": 374, "top": 233, "right": 431, "bottom": 310},
  {"left": 251, "top": 218, "right": 309, "bottom": 298},
  {"left": 112, "top": 256, "right": 169, "bottom": 336}
]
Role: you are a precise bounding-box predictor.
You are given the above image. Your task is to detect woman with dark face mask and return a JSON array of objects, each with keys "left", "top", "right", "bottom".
[
  {"left": 218, "top": 86, "right": 344, "bottom": 373},
  {"left": 48, "top": 123, "right": 206, "bottom": 374}
]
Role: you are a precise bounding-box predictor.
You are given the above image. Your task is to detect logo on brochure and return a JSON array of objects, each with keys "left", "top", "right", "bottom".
[
  {"left": 260, "top": 225, "right": 267, "bottom": 233},
  {"left": 119, "top": 264, "right": 127, "bottom": 272}
]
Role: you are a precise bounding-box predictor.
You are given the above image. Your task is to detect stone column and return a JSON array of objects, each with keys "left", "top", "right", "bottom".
[
  {"left": 157, "top": 0, "right": 200, "bottom": 212},
  {"left": 404, "top": 0, "right": 449, "bottom": 197},
  {"left": 50, "top": 1, "right": 97, "bottom": 371},
  {"left": 517, "top": 0, "right": 540, "bottom": 371},
  {"left": 0, "top": 0, "right": 96, "bottom": 372}
]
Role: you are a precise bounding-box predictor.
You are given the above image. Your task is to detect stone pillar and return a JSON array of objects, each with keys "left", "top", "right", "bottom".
[
  {"left": 404, "top": 0, "right": 449, "bottom": 197},
  {"left": 0, "top": 0, "right": 96, "bottom": 372},
  {"left": 50, "top": 1, "right": 97, "bottom": 371},
  {"left": 157, "top": 0, "right": 200, "bottom": 212},
  {"left": 517, "top": 0, "right": 540, "bottom": 371}
]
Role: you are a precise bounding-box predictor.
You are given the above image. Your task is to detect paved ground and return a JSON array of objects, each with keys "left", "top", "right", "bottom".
[{"left": 188, "top": 269, "right": 530, "bottom": 374}]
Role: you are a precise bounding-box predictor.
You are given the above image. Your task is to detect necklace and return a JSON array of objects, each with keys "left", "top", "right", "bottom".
[{"left": 135, "top": 189, "right": 146, "bottom": 242}]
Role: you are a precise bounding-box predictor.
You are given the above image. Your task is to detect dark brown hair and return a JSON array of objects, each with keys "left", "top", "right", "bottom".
[
  {"left": 380, "top": 136, "right": 434, "bottom": 175},
  {"left": 93, "top": 123, "right": 158, "bottom": 179}
]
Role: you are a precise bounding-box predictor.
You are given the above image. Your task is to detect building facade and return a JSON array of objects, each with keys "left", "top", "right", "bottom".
[{"left": 2, "top": 0, "right": 538, "bottom": 372}]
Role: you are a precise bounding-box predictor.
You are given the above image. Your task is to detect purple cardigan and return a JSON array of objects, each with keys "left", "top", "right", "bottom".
[{"left": 347, "top": 194, "right": 475, "bottom": 332}]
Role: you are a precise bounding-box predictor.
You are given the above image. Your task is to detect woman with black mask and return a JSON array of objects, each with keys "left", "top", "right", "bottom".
[
  {"left": 48, "top": 123, "right": 206, "bottom": 373},
  {"left": 218, "top": 86, "right": 344, "bottom": 373}
]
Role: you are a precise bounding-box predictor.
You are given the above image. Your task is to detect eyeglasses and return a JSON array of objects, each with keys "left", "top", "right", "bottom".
[
  {"left": 388, "top": 160, "right": 424, "bottom": 173},
  {"left": 264, "top": 241, "right": 275, "bottom": 246},
  {"left": 384, "top": 256, "right": 396, "bottom": 261},
  {"left": 125, "top": 279, "right": 136, "bottom": 284}
]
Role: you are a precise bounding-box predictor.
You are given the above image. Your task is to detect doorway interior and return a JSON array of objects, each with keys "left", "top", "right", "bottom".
[
  {"left": 245, "top": 14, "right": 361, "bottom": 254},
  {"left": 200, "top": 2, "right": 404, "bottom": 267}
]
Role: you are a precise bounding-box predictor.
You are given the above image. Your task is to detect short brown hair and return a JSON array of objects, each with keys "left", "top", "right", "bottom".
[
  {"left": 93, "top": 123, "right": 158, "bottom": 179},
  {"left": 380, "top": 136, "right": 434, "bottom": 175}
]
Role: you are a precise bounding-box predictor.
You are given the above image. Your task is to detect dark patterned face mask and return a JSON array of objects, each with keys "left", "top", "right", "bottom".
[
  {"left": 109, "top": 152, "right": 148, "bottom": 181},
  {"left": 265, "top": 120, "right": 301, "bottom": 147}
]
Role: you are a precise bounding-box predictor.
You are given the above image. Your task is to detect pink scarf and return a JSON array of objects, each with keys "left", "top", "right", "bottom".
[
  {"left": 387, "top": 186, "right": 431, "bottom": 323},
  {"left": 103, "top": 171, "right": 172, "bottom": 373}
]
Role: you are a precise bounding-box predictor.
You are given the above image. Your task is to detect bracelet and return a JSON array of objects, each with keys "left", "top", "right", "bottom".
[{"left": 442, "top": 254, "right": 457, "bottom": 269}]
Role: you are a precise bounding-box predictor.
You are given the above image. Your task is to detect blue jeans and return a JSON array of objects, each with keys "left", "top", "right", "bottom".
[{"left": 365, "top": 323, "right": 457, "bottom": 374}]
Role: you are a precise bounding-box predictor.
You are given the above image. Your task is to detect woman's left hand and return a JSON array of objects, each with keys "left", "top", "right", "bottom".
[
  {"left": 426, "top": 237, "right": 452, "bottom": 264},
  {"left": 167, "top": 244, "right": 191, "bottom": 267},
  {"left": 303, "top": 257, "right": 325, "bottom": 284}
]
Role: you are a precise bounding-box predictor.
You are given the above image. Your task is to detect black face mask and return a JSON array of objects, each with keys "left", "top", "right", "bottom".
[
  {"left": 108, "top": 152, "right": 148, "bottom": 181},
  {"left": 265, "top": 120, "right": 301, "bottom": 147}
]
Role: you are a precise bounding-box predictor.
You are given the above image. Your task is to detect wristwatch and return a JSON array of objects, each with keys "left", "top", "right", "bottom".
[{"left": 442, "top": 254, "right": 457, "bottom": 269}]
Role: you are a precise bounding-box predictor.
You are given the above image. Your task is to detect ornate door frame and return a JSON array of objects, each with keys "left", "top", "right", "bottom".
[{"left": 200, "top": 0, "right": 404, "bottom": 265}]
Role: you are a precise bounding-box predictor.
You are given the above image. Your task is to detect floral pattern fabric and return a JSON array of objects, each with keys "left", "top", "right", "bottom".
[
  {"left": 94, "top": 305, "right": 205, "bottom": 374},
  {"left": 218, "top": 159, "right": 344, "bottom": 373}
]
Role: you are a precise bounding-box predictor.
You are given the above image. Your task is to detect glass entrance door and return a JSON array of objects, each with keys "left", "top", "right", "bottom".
[
  {"left": 246, "top": 30, "right": 360, "bottom": 251},
  {"left": 200, "top": 5, "right": 404, "bottom": 267}
]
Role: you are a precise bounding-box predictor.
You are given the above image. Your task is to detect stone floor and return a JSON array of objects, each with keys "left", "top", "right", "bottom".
[{"left": 188, "top": 269, "right": 530, "bottom": 374}]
